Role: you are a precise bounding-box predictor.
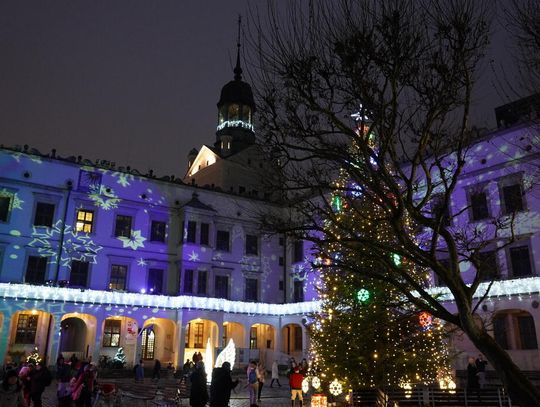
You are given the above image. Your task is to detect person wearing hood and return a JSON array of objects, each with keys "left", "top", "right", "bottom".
[
  {"left": 209, "top": 362, "right": 239, "bottom": 407},
  {"left": 0, "top": 369, "right": 26, "bottom": 407},
  {"left": 189, "top": 361, "right": 208, "bottom": 407}
]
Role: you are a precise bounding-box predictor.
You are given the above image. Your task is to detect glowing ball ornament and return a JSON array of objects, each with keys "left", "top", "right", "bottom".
[
  {"left": 419, "top": 311, "right": 433, "bottom": 330},
  {"left": 311, "top": 376, "right": 321, "bottom": 389},
  {"left": 392, "top": 253, "right": 402, "bottom": 267},
  {"left": 329, "top": 379, "right": 343, "bottom": 396},
  {"left": 356, "top": 288, "right": 370, "bottom": 303},
  {"left": 301, "top": 378, "right": 310, "bottom": 393}
]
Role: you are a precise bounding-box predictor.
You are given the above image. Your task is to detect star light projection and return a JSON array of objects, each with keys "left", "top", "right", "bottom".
[
  {"left": 0, "top": 189, "right": 24, "bottom": 210},
  {"left": 28, "top": 220, "right": 103, "bottom": 268},
  {"left": 88, "top": 185, "right": 121, "bottom": 210},
  {"left": 117, "top": 230, "right": 146, "bottom": 250}
]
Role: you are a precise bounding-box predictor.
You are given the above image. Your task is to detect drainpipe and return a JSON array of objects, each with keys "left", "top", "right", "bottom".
[
  {"left": 283, "top": 234, "right": 287, "bottom": 304},
  {"left": 53, "top": 183, "right": 72, "bottom": 284},
  {"left": 46, "top": 182, "right": 72, "bottom": 364}
]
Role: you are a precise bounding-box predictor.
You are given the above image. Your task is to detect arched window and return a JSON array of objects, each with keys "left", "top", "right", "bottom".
[
  {"left": 493, "top": 310, "right": 538, "bottom": 350},
  {"left": 141, "top": 327, "right": 155, "bottom": 360}
]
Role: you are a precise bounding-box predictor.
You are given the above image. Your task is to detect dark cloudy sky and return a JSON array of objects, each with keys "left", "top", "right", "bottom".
[{"left": 0, "top": 1, "right": 518, "bottom": 178}]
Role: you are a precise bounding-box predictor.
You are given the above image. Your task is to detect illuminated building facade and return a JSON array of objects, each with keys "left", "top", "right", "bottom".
[{"left": 0, "top": 52, "right": 319, "bottom": 368}]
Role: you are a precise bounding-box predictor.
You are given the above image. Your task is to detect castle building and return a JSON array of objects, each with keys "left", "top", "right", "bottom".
[{"left": 0, "top": 48, "right": 318, "bottom": 369}]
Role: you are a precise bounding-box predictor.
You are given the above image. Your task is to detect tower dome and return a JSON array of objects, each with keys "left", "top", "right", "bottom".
[{"left": 215, "top": 17, "right": 256, "bottom": 154}]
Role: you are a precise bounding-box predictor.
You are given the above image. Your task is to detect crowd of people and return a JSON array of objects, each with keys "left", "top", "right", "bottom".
[{"left": 0, "top": 354, "right": 97, "bottom": 407}]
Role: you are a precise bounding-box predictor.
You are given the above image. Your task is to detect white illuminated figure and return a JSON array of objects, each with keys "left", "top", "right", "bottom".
[
  {"left": 215, "top": 338, "right": 236, "bottom": 370},
  {"left": 205, "top": 337, "right": 214, "bottom": 380}
]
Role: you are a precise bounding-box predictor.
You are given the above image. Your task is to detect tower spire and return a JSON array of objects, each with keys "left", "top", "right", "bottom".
[{"left": 234, "top": 15, "right": 242, "bottom": 81}]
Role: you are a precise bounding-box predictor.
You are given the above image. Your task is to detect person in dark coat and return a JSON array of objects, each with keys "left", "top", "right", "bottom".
[
  {"left": 209, "top": 362, "right": 239, "bottom": 407},
  {"left": 466, "top": 357, "right": 479, "bottom": 390},
  {"left": 0, "top": 369, "right": 26, "bottom": 407},
  {"left": 152, "top": 359, "right": 161, "bottom": 381},
  {"left": 29, "top": 362, "right": 52, "bottom": 407},
  {"left": 190, "top": 361, "right": 209, "bottom": 407},
  {"left": 56, "top": 356, "right": 72, "bottom": 407}
]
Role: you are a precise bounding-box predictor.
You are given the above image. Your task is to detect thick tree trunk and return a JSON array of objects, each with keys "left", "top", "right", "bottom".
[{"left": 460, "top": 315, "right": 540, "bottom": 406}]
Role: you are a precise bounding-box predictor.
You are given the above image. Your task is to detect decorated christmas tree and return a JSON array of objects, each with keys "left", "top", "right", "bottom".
[
  {"left": 308, "top": 119, "right": 452, "bottom": 391},
  {"left": 26, "top": 346, "right": 42, "bottom": 365}
]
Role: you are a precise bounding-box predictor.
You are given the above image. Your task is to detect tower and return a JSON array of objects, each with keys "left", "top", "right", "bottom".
[{"left": 215, "top": 16, "right": 256, "bottom": 157}]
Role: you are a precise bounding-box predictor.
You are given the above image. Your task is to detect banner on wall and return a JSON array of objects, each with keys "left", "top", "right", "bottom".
[{"left": 125, "top": 320, "right": 138, "bottom": 344}]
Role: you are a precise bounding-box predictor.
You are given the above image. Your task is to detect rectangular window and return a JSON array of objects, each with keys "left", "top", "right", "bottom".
[
  {"left": 216, "top": 230, "right": 230, "bottom": 252},
  {"left": 114, "top": 215, "right": 132, "bottom": 238},
  {"left": 25, "top": 256, "right": 47, "bottom": 284},
  {"left": 0, "top": 195, "right": 11, "bottom": 222},
  {"left": 75, "top": 209, "right": 94, "bottom": 233},
  {"left": 294, "top": 326, "right": 303, "bottom": 351},
  {"left": 150, "top": 220, "right": 166, "bottom": 242},
  {"left": 197, "top": 270, "right": 207, "bottom": 295},
  {"left": 187, "top": 221, "right": 197, "bottom": 243},
  {"left": 279, "top": 280, "right": 284, "bottom": 291},
  {"left": 293, "top": 280, "right": 304, "bottom": 302},
  {"left": 70, "top": 260, "right": 89, "bottom": 287},
  {"left": 509, "top": 246, "right": 533, "bottom": 277},
  {"left": 200, "top": 223, "right": 209, "bottom": 245},
  {"left": 194, "top": 322, "right": 204, "bottom": 348},
  {"left": 293, "top": 240, "right": 304, "bottom": 263},
  {"left": 279, "top": 237, "right": 284, "bottom": 246},
  {"left": 493, "top": 315, "right": 509, "bottom": 349},
  {"left": 431, "top": 194, "right": 451, "bottom": 226},
  {"left": 15, "top": 314, "right": 38, "bottom": 344},
  {"left": 503, "top": 183, "right": 524, "bottom": 214},
  {"left": 518, "top": 315, "right": 538, "bottom": 349},
  {"left": 470, "top": 191, "right": 489, "bottom": 221},
  {"left": 279, "top": 257, "right": 284, "bottom": 266},
  {"left": 34, "top": 202, "right": 55, "bottom": 227},
  {"left": 148, "top": 268, "right": 164, "bottom": 295},
  {"left": 215, "top": 275, "right": 229, "bottom": 299},
  {"left": 477, "top": 251, "right": 498, "bottom": 281},
  {"left": 246, "top": 234, "right": 258, "bottom": 255},
  {"left": 109, "top": 264, "right": 127, "bottom": 291},
  {"left": 250, "top": 327, "right": 258, "bottom": 349},
  {"left": 245, "top": 278, "right": 258, "bottom": 302},
  {"left": 184, "top": 269, "right": 194, "bottom": 294},
  {"left": 103, "top": 319, "right": 121, "bottom": 347}
]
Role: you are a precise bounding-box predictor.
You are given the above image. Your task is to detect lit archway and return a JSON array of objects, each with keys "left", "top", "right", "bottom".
[
  {"left": 185, "top": 318, "right": 218, "bottom": 362},
  {"left": 142, "top": 318, "right": 176, "bottom": 362},
  {"left": 282, "top": 323, "right": 303, "bottom": 356}
]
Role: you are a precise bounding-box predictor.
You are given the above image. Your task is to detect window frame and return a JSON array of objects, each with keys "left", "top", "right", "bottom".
[
  {"left": 186, "top": 221, "right": 197, "bottom": 243},
  {"left": 15, "top": 313, "right": 39, "bottom": 344},
  {"left": 200, "top": 223, "right": 210, "bottom": 246},
  {"left": 214, "top": 274, "right": 229, "bottom": 299},
  {"left": 293, "top": 280, "right": 304, "bottom": 302},
  {"left": 499, "top": 174, "right": 526, "bottom": 215},
  {"left": 245, "top": 277, "right": 258, "bottom": 302},
  {"left": 197, "top": 270, "right": 207, "bottom": 295},
  {"left": 147, "top": 268, "right": 164, "bottom": 295},
  {"left": 103, "top": 319, "right": 121, "bottom": 347},
  {"left": 216, "top": 230, "right": 230, "bottom": 252},
  {"left": 245, "top": 234, "right": 258, "bottom": 256},
  {"left": 507, "top": 243, "right": 535, "bottom": 278},
  {"left": 114, "top": 214, "right": 132, "bottom": 238},
  {"left": 466, "top": 183, "right": 490, "bottom": 222},
  {"left": 109, "top": 264, "right": 128, "bottom": 291},
  {"left": 33, "top": 201, "right": 56, "bottom": 228},
  {"left": 75, "top": 209, "right": 95, "bottom": 234},
  {"left": 0, "top": 193, "right": 12, "bottom": 223},
  {"left": 70, "top": 260, "right": 90, "bottom": 288},
  {"left": 183, "top": 269, "right": 194, "bottom": 294},
  {"left": 25, "top": 255, "right": 47, "bottom": 285},
  {"left": 149, "top": 220, "right": 167, "bottom": 243}
]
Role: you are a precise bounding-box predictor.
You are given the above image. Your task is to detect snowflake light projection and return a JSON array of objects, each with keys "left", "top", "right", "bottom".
[
  {"left": 99, "top": 169, "right": 135, "bottom": 188},
  {"left": 10, "top": 152, "right": 42, "bottom": 164},
  {"left": 28, "top": 220, "right": 103, "bottom": 269},
  {"left": 117, "top": 230, "right": 146, "bottom": 250},
  {"left": 88, "top": 185, "right": 121, "bottom": 210},
  {"left": 188, "top": 250, "right": 200, "bottom": 262},
  {"left": 0, "top": 189, "right": 24, "bottom": 210}
]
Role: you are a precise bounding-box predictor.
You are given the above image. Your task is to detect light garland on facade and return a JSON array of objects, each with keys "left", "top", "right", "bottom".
[
  {"left": 0, "top": 283, "right": 320, "bottom": 315},
  {"left": 216, "top": 120, "right": 254, "bottom": 131}
]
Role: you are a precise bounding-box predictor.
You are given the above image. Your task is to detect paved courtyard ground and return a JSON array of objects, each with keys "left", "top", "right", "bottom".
[{"left": 40, "top": 375, "right": 306, "bottom": 407}]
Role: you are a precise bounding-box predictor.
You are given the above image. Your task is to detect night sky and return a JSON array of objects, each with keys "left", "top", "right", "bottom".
[{"left": 0, "top": 1, "right": 517, "bottom": 178}]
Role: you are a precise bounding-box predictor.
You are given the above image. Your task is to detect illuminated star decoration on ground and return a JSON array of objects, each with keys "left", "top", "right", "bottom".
[
  {"left": 28, "top": 220, "right": 103, "bottom": 268},
  {"left": 117, "top": 230, "right": 146, "bottom": 250}
]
